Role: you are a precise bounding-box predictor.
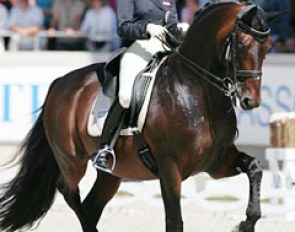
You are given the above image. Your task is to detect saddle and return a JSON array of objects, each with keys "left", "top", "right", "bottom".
[
  {"left": 95, "top": 49, "right": 168, "bottom": 129},
  {"left": 93, "top": 49, "right": 169, "bottom": 173}
]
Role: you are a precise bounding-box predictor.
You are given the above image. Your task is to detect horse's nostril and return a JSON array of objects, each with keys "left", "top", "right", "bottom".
[
  {"left": 242, "top": 97, "right": 252, "bottom": 106},
  {"left": 241, "top": 96, "right": 259, "bottom": 109}
]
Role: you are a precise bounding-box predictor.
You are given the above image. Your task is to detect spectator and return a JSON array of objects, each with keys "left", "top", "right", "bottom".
[
  {"left": 181, "top": 0, "right": 199, "bottom": 24},
  {"left": 285, "top": 37, "right": 295, "bottom": 53},
  {"left": 272, "top": 37, "right": 286, "bottom": 53},
  {"left": 7, "top": 0, "right": 43, "bottom": 50},
  {"left": 8, "top": 0, "right": 17, "bottom": 9},
  {"left": 0, "top": 2, "right": 7, "bottom": 29},
  {"left": 255, "top": 0, "right": 295, "bottom": 54},
  {"left": 35, "top": 0, "right": 52, "bottom": 28},
  {"left": 80, "top": 0, "right": 116, "bottom": 52},
  {"left": 48, "top": 0, "right": 85, "bottom": 50},
  {"left": 262, "top": 0, "right": 291, "bottom": 41},
  {"left": 0, "top": 2, "right": 8, "bottom": 52},
  {"left": 0, "top": 0, "right": 11, "bottom": 10},
  {"left": 290, "top": 0, "right": 295, "bottom": 36},
  {"left": 108, "top": 0, "right": 116, "bottom": 11},
  {"left": 253, "top": 0, "right": 267, "bottom": 9},
  {"left": 176, "top": 0, "right": 185, "bottom": 20},
  {"left": 84, "top": 0, "right": 92, "bottom": 9},
  {"left": 199, "top": 0, "right": 210, "bottom": 7}
]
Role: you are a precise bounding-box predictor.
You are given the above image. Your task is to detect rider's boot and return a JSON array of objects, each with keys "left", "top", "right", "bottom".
[{"left": 92, "top": 99, "right": 127, "bottom": 172}]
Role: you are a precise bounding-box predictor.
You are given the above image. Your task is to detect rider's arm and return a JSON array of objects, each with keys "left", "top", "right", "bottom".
[
  {"left": 116, "top": 0, "right": 150, "bottom": 40},
  {"left": 165, "top": 0, "right": 179, "bottom": 37},
  {"left": 164, "top": 1, "right": 187, "bottom": 46}
]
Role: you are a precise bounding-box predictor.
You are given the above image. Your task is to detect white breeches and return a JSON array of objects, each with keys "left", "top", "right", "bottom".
[{"left": 119, "top": 37, "right": 166, "bottom": 108}]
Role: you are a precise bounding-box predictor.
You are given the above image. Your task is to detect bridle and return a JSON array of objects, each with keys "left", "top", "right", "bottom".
[
  {"left": 223, "top": 5, "right": 270, "bottom": 97},
  {"left": 159, "top": 4, "right": 270, "bottom": 98}
]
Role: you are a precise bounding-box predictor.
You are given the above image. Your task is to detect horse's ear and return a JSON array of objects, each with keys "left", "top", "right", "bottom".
[
  {"left": 240, "top": 6, "right": 258, "bottom": 26},
  {"left": 265, "top": 11, "right": 289, "bottom": 23}
]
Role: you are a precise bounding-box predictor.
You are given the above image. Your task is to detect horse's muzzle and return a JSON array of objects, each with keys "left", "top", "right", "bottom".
[{"left": 240, "top": 95, "right": 260, "bottom": 110}]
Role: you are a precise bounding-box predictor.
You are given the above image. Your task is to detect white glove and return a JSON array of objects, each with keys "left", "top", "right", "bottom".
[
  {"left": 177, "top": 22, "right": 190, "bottom": 33},
  {"left": 146, "top": 23, "right": 167, "bottom": 41}
]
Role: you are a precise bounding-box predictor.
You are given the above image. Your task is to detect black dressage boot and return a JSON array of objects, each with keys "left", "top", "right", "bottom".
[{"left": 92, "top": 99, "right": 127, "bottom": 172}]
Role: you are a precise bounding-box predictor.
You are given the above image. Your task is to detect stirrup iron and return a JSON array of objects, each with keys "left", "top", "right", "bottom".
[{"left": 93, "top": 146, "right": 117, "bottom": 173}]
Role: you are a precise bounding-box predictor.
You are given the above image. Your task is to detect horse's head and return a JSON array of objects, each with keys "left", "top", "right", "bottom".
[
  {"left": 227, "top": 5, "right": 270, "bottom": 110},
  {"left": 179, "top": 2, "right": 285, "bottom": 110},
  {"left": 218, "top": 4, "right": 283, "bottom": 110}
]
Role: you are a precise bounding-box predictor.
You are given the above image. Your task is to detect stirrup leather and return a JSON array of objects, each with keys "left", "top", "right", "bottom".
[{"left": 93, "top": 146, "right": 117, "bottom": 173}]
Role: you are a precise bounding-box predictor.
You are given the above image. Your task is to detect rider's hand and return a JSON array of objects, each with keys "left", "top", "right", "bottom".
[
  {"left": 177, "top": 22, "right": 190, "bottom": 34},
  {"left": 146, "top": 24, "right": 167, "bottom": 41}
]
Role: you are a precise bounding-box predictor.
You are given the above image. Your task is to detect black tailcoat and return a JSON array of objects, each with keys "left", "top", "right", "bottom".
[{"left": 116, "top": 0, "right": 179, "bottom": 46}]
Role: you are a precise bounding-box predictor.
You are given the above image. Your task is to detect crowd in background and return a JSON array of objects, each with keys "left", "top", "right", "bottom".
[
  {"left": 0, "top": 0, "right": 294, "bottom": 53},
  {"left": 0, "top": 0, "right": 119, "bottom": 52}
]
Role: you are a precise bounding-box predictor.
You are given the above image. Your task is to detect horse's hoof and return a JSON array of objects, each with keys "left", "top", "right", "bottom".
[
  {"left": 232, "top": 221, "right": 254, "bottom": 232},
  {"left": 231, "top": 223, "right": 241, "bottom": 232}
]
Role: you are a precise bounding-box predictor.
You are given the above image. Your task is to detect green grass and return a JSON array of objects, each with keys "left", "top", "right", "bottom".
[
  {"left": 115, "top": 191, "right": 134, "bottom": 197},
  {"left": 261, "top": 198, "right": 284, "bottom": 205},
  {"left": 206, "top": 195, "right": 239, "bottom": 202}
]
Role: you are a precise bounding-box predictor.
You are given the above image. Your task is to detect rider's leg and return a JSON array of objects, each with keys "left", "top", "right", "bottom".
[
  {"left": 118, "top": 41, "right": 156, "bottom": 108},
  {"left": 93, "top": 38, "right": 165, "bottom": 172},
  {"left": 93, "top": 98, "right": 127, "bottom": 170},
  {"left": 93, "top": 42, "right": 151, "bottom": 171}
]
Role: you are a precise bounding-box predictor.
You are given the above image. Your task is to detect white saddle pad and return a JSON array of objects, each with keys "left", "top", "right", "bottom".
[{"left": 87, "top": 64, "right": 161, "bottom": 137}]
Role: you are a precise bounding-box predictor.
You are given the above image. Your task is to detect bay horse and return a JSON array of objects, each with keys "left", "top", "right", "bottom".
[{"left": 0, "top": 1, "right": 279, "bottom": 232}]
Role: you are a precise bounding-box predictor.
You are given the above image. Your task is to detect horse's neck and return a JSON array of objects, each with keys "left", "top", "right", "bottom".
[
  {"left": 178, "top": 3, "right": 240, "bottom": 66},
  {"left": 178, "top": 37, "right": 231, "bottom": 111},
  {"left": 168, "top": 53, "right": 236, "bottom": 131},
  {"left": 154, "top": 55, "right": 237, "bottom": 148},
  {"left": 162, "top": 55, "right": 234, "bottom": 119},
  {"left": 178, "top": 24, "right": 233, "bottom": 115},
  {"left": 179, "top": 39, "right": 212, "bottom": 68}
]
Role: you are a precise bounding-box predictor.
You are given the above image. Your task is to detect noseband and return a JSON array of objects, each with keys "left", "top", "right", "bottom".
[{"left": 160, "top": 4, "right": 270, "bottom": 98}]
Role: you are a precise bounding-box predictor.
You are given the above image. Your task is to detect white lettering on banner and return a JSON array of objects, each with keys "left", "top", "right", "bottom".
[
  {"left": 0, "top": 62, "right": 294, "bottom": 145},
  {"left": 0, "top": 65, "right": 82, "bottom": 142}
]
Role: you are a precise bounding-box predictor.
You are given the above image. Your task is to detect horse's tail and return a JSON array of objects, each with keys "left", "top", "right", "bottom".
[{"left": 0, "top": 80, "right": 60, "bottom": 232}]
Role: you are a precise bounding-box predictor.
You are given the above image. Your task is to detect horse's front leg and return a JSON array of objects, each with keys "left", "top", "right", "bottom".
[
  {"left": 159, "top": 161, "right": 183, "bottom": 232},
  {"left": 235, "top": 152, "right": 263, "bottom": 232}
]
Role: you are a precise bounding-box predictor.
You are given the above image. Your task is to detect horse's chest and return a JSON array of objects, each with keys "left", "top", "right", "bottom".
[{"left": 184, "top": 117, "right": 237, "bottom": 172}]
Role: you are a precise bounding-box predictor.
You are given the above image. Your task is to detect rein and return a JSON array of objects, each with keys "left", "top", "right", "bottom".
[
  {"left": 160, "top": 34, "right": 235, "bottom": 96},
  {"left": 159, "top": 4, "right": 270, "bottom": 98}
]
